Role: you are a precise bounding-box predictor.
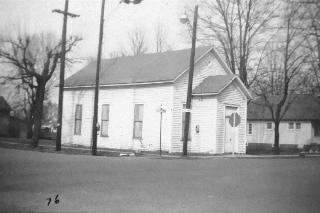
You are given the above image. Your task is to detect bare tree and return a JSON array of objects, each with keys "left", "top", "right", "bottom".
[
  {"left": 189, "top": 0, "right": 278, "bottom": 87},
  {"left": 300, "top": 0, "right": 320, "bottom": 88},
  {"left": 154, "top": 23, "right": 170, "bottom": 53},
  {"left": 111, "top": 24, "right": 170, "bottom": 57},
  {"left": 252, "top": 1, "right": 310, "bottom": 154},
  {"left": 0, "top": 32, "right": 81, "bottom": 147},
  {"left": 128, "top": 27, "right": 148, "bottom": 56},
  {"left": 108, "top": 51, "right": 126, "bottom": 58},
  {"left": 0, "top": 52, "right": 38, "bottom": 138},
  {"left": 0, "top": 79, "right": 31, "bottom": 122}
]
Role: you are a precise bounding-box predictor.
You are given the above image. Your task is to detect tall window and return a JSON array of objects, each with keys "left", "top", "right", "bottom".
[
  {"left": 288, "top": 122, "right": 294, "bottom": 130},
  {"left": 266, "top": 122, "right": 272, "bottom": 130},
  {"left": 182, "top": 104, "right": 191, "bottom": 140},
  {"left": 248, "top": 123, "right": 253, "bottom": 135},
  {"left": 133, "top": 104, "right": 144, "bottom": 139},
  {"left": 74, "top": 104, "right": 82, "bottom": 135},
  {"left": 295, "top": 122, "right": 301, "bottom": 130},
  {"left": 101, "top": 104, "right": 109, "bottom": 137}
]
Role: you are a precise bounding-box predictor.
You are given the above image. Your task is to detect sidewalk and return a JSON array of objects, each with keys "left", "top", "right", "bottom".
[
  {"left": 0, "top": 137, "right": 120, "bottom": 157},
  {"left": 1, "top": 137, "right": 320, "bottom": 159}
]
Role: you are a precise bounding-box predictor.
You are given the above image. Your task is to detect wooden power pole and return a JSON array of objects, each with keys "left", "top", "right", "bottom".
[
  {"left": 91, "top": 0, "right": 143, "bottom": 155},
  {"left": 54, "top": 0, "right": 79, "bottom": 151},
  {"left": 182, "top": 5, "right": 198, "bottom": 156},
  {"left": 92, "top": 0, "right": 106, "bottom": 155}
]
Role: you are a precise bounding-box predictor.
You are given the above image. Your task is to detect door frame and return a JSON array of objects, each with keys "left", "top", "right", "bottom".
[{"left": 223, "top": 104, "right": 239, "bottom": 154}]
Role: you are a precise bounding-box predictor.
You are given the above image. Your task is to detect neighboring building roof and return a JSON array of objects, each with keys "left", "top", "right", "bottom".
[
  {"left": 64, "top": 46, "right": 216, "bottom": 88},
  {"left": 0, "top": 96, "right": 11, "bottom": 112},
  {"left": 192, "top": 75, "right": 252, "bottom": 98},
  {"left": 248, "top": 94, "right": 320, "bottom": 121}
]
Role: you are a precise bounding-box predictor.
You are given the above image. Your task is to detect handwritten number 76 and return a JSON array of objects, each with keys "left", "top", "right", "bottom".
[{"left": 46, "top": 194, "right": 60, "bottom": 206}]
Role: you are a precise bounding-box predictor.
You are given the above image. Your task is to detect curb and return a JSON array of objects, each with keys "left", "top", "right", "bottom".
[{"left": 1, "top": 140, "right": 320, "bottom": 159}]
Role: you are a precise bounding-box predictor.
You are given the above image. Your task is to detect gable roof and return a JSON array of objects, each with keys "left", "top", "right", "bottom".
[
  {"left": 0, "top": 96, "right": 11, "bottom": 112},
  {"left": 248, "top": 94, "right": 320, "bottom": 121},
  {"left": 193, "top": 75, "right": 234, "bottom": 95},
  {"left": 64, "top": 46, "right": 218, "bottom": 88},
  {"left": 192, "top": 75, "right": 252, "bottom": 98}
]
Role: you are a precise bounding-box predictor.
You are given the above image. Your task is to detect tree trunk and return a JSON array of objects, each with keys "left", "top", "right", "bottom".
[
  {"left": 26, "top": 106, "right": 34, "bottom": 139},
  {"left": 239, "top": 58, "right": 246, "bottom": 87},
  {"left": 240, "top": 67, "right": 248, "bottom": 87},
  {"left": 31, "top": 80, "right": 46, "bottom": 147},
  {"left": 274, "top": 120, "right": 280, "bottom": 155},
  {"left": 27, "top": 118, "right": 33, "bottom": 139}
]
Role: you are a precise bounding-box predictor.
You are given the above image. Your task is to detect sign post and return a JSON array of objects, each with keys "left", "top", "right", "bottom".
[{"left": 157, "top": 105, "right": 166, "bottom": 156}]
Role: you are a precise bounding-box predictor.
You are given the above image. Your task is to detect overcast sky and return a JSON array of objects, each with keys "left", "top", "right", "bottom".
[
  {"left": 0, "top": 0, "right": 192, "bottom": 62},
  {"left": 0, "top": 0, "right": 198, "bottom": 101}
]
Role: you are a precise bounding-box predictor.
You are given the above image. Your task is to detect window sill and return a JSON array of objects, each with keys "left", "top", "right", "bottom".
[{"left": 100, "top": 135, "right": 109, "bottom": 137}]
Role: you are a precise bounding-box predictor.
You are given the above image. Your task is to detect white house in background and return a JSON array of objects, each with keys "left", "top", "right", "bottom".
[
  {"left": 247, "top": 94, "right": 320, "bottom": 149},
  {"left": 62, "top": 46, "right": 251, "bottom": 154}
]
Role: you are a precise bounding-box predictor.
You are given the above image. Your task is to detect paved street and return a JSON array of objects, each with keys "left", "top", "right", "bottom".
[{"left": 0, "top": 148, "right": 320, "bottom": 213}]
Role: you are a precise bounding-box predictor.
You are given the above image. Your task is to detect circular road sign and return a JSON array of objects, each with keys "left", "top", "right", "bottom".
[{"left": 229, "top": 112, "right": 241, "bottom": 127}]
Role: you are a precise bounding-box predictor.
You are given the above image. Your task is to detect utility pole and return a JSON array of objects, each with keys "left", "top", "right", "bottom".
[
  {"left": 92, "top": 0, "right": 106, "bottom": 155},
  {"left": 182, "top": 5, "right": 198, "bottom": 156},
  {"left": 91, "top": 0, "right": 143, "bottom": 156},
  {"left": 54, "top": 0, "right": 80, "bottom": 151}
]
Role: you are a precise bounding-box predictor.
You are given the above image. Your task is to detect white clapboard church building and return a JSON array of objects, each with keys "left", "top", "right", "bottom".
[{"left": 62, "top": 46, "right": 251, "bottom": 154}]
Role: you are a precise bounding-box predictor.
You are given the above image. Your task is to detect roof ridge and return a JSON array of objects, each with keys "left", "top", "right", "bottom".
[{"left": 99, "top": 45, "right": 213, "bottom": 61}]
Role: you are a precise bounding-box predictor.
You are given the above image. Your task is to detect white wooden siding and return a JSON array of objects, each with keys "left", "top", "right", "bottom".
[
  {"left": 62, "top": 49, "right": 247, "bottom": 154},
  {"left": 216, "top": 82, "right": 247, "bottom": 154},
  {"left": 62, "top": 85, "right": 174, "bottom": 152},
  {"left": 247, "top": 121, "right": 312, "bottom": 148},
  {"left": 191, "top": 97, "right": 217, "bottom": 153},
  {"left": 171, "top": 51, "right": 229, "bottom": 153},
  {"left": 62, "top": 89, "right": 94, "bottom": 146}
]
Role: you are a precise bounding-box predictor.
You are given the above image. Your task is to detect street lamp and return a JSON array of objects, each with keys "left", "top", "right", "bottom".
[
  {"left": 180, "top": 14, "right": 189, "bottom": 24},
  {"left": 91, "top": 0, "right": 144, "bottom": 156},
  {"left": 180, "top": 5, "right": 198, "bottom": 156}
]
